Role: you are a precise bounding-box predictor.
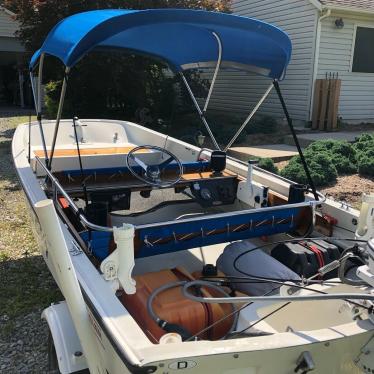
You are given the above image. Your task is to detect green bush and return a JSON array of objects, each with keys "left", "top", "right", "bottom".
[
  {"left": 330, "top": 153, "right": 357, "bottom": 174},
  {"left": 358, "top": 155, "right": 374, "bottom": 177},
  {"left": 280, "top": 159, "right": 310, "bottom": 185},
  {"left": 307, "top": 139, "right": 336, "bottom": 152},
  {"left": 258, "top": 158, "right": 278, "bottom": 174},
  {"left": 245, "top": 115, "right": 278, "bottom": 135},
  {"left": 331, "top": 141, "right": 356, "bottom": 162},
  {"left": 281, "top": 150, "right": 337, "bottom": 187},
  {"left": 353, "top": 134, "right": 374, "bottom": 177},
  {"left": 166, "top": 111, "right": 248, "bottom": 146},
  {"left": 44, "top": 81, "right": 62, "bottom": 119},
  {"left": 282, "top": 134, "right": 374, "bottom": 185},
  {"left": 356, "top": 133, "right": 374, "bottom": 143}
]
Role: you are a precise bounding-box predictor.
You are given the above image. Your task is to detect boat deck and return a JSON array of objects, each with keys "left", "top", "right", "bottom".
[{"left": 33, "top": 145, "right": 149, "bottom": 158}]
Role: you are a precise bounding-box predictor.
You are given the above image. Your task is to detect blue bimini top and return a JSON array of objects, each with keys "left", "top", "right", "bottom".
[{"left": 29, "top": 9, "right": 292, "bottom": 80}]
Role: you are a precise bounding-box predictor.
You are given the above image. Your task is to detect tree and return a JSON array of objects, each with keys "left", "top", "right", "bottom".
[
  {"left": 4, "top": 0, "right": 230, "bottom": 130},
  {"left": 5, "top": 0, "right": 231, "bottom": 54}
]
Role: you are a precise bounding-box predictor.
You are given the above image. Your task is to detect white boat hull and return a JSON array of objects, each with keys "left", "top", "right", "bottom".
[{"left": 12, "top": 119, "right": 374, "bottom": 374}]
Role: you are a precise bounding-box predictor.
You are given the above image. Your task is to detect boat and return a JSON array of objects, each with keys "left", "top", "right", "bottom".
[{"left": 12, "top": 8, "right": 374, "bottom": 374}]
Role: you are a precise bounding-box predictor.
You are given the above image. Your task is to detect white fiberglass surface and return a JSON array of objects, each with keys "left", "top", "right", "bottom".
[
  {"left": 28, "top": 119, "right": 129, "bottom": 148},
  {"left": 133, "top": 243, "right": 229, "bottom": 276},
  {"left": 254, "top": 284, "right": 367, "bottom": 332}
]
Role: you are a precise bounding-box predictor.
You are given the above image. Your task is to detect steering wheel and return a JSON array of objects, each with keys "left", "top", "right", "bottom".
[{"left": 126, "top": 145, "right": 183, "bottom": 187}]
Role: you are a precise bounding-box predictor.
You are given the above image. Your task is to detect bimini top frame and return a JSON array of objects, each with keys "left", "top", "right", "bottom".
[{"left": 29, "top": 8, "right": 318, "bottom": 198}]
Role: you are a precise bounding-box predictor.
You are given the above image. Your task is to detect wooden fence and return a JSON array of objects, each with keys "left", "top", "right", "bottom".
[{"left": 312, "top": 74, "right": 341, "bottom": 131}]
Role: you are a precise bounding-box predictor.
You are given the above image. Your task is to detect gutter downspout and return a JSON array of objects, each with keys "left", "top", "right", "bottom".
[{"left": 309, "top": 9, "right": 331, "bottom": 121}]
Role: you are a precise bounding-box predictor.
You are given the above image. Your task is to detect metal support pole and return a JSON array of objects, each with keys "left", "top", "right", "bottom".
[
  {"left": 36, "top": 54, "right": 49, "bottom": 165},
  {"left": 29, "top": 72, "right": 37, "bottom": 110},
  {"left": 203, "top": 32, "right": 222, "bottom": 113},
  {"left": 28, "top": 73, "right": 38, "bottom": 163},
  {"left": 273, "top": 80, "right": 319, "bottom": 200},
  {"left": 18, "top": 69, "right": 25, "bottom": 108},
  {"left": 179, "top": 72, "right": 220, "bottom": 150},
  {"left": 224, "top": 83, "right": 273, "bottom": 151},
  {"left": 37, "top": 54, "right": 44, "bottom": 114},
  {"left": 72, "top": 116, "right": 89, "bottom": 207},
  {"left": 48, "top": 67, "right": 70, "bottom": 170},
  {"left": 28, "top": 113, "right": 31, "bottom": 162}
]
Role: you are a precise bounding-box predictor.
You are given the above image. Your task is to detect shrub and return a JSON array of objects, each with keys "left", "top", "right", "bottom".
[
  {"left": 281, "top": 152, "right": 337, "bottom": 187},
  {"left": 258, "top": 158, "right": 278, "bottom": 174},
  {"left": 282, "top": 134, "right": 374, "bottom": 184},
  {"left": 246, "top": 115, "right": 278, "bottom": 135},
  {"left": 356, "top": 133, "right": 374, "bottom": 143},
  {"left": 353, "top": 135, "right": 374, "bottom": 177},
  {"left": 330, "top": 153, "right": 357, "bottom": 174},
  {"left": 358, "top": 155, "right": 374, "bottom": 177},
  {"left": 205, "top": 112, "right": 248, "bottom": 145},
  {"left": 307, "top": 139, "right": 336, "bottom": 153},
  {"left": 331, "top": 141, "right": 356, "bottom": 162},
  {"left": 45, "top": 80, "right": 62, "bottom": 118}
]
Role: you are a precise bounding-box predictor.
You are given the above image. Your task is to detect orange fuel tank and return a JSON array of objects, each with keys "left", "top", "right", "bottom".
[{"left": 120, "top": 267, "right": 233, "bottom": 343}]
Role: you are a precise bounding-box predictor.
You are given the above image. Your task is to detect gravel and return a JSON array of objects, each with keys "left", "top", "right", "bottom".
[
  {"left": 0, "top": 310, "right": 49, "bottom": 374},
  {"left": 320, "top": 174, "right": 374, "bottom": 210},
  {"left": 0, "top": 112, "right": 58, "bottom": 374}
]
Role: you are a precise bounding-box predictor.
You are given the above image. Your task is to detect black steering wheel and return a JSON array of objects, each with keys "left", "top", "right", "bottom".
[{"left": 126, "top": 145, "right": 183, "bottom": 187}]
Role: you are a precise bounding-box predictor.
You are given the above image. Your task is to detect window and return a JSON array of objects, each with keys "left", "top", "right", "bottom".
[{"left": 352, "top": 26, "right": 374, "bottom": 73}]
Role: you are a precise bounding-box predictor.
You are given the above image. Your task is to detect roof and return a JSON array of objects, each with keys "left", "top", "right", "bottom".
[
  {"left": 318, "top": 0, "right": 374, "bottom": 12},
  {"left": 0, "top": 6, "right": 16, "bottom": 17},
  {"left": 0, "top": 6, "right": 20, "bottom": 39},
  {"left": 29, "top": 9, "right": 292, "bottom": 80}
]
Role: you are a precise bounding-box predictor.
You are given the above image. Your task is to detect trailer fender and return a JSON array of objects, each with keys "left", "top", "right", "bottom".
[{"left": 42, "top": 301, "right": 88, "bottom": 374}]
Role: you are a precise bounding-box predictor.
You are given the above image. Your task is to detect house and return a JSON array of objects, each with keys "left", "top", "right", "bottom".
[
  {"left": 0, "top": 6, "right": 26, "bottom": 107},
  {"left": 208, "top": 0, "right": 374, "bottom": 125}
]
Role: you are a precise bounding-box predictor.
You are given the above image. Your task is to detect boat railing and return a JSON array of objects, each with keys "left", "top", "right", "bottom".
[{"left": 35, "top": 155, "right": 114, "bottom": 232}]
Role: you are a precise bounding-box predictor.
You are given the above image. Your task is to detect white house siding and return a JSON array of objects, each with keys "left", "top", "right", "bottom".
[
  {"left": 0, "top": 36, "right": 24, "bottom": 52},
  {"left": 0, "top": 8, "right": 18, "bottom": 37},
  {"left": 206, "top": 0, "right": 318, "bottom": 121},
  {"left": 318, "top": 12, "right": 374, "bottom": 122},
  {"left": 0, "top": 8, "right": 24, "bottom": 54}
]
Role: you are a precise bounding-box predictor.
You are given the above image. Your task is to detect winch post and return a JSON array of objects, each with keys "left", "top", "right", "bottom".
[
  {"left": 100, "top": 224, "right": 136, "bottom": 294},
  {"left": 356, "top": 193, "right": 374, "bottom": 241}
]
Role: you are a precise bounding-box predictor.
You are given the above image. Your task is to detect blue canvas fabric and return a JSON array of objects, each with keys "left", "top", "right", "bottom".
[{"left": 30, "top": 9, "right": 292, "bottom": 79}]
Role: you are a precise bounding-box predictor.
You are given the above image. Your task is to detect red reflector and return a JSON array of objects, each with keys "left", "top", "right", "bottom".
[{"left": 58, "top": 197, "right": 69, "bottom": 209}]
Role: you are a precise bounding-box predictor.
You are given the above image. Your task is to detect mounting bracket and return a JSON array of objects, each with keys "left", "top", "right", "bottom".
[{"left": 100, "top": 223, "right": 136, "bottom": 294}]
